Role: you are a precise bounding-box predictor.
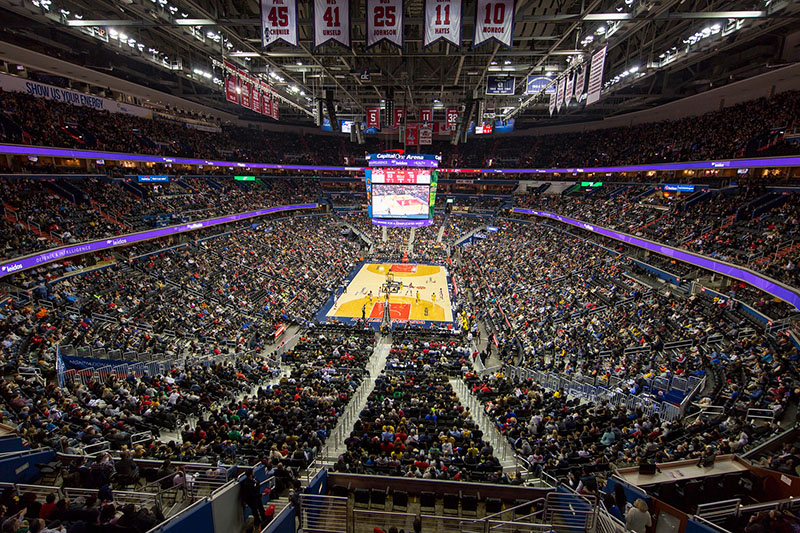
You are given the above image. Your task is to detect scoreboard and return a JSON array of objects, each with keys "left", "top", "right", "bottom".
[{"left": 366, "top": 154, "right": 439, "bottom": 225}]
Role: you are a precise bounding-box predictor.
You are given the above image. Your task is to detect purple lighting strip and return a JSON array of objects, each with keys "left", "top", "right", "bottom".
[
  {"left": 371, "top": 218, "right": 434, "bottom": 227},
  {"left": 0, "top": 203, "right": 317, "bottom": 279},
  {"left": 512, "top": 208, "right": 800, "bottom": 311},
  {"left": 2, "top": 143, "right": 800, "bottom": 174}
]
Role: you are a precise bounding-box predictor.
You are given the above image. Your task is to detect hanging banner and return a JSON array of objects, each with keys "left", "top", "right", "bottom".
[
  {"left": 423, "top": 0, "right": 462, "bottom": 48},
  {"left": 366, "top": 107, "right": 381, "bottom": 129},
  {"left": 419, "top": 126, "right": 433, "bottom": 145},
  {"left": 486, "top": 75, "right": 515, "bottom": 95},
  {"left": 405, "top": 123, "right": 419, "bottom": 145},
  {"left": 260, "top": 0, "right": 299, "bottom": 47},
  {"left": 445, "top": 107, "right": 459, "bottom": 131},
  {"left": 271, "top": 94, "right": 280, "bottom": 120},
  {"left": 548, "top": 93, "right": 555, "bottom": 116},
  {"left": 393, "top": 107, "right": 406, "bottom": 128},
  {"left": 313, "top": 0, "right": 350, "bottom": 48},
  {"left": 262, "top": 87, "right": 273, "bottom": 117},
  {"left": 225, "top": 74, "right": 239, "bottom": 104},
  {"left": 565, "top": 72, "right": 574, "bottom": 104},
  {"left": 575, "top": 65, "right": 586, "bottom": 101},
  {"left": 525, "top": 75, "right": 555, "bottom": 95},
  {"left": 365, "top": 0, "right": 404, "bottom": 49},
  {"left": 474, "top": 0, "right": 514, "bottom": 48},
  {"left": 240, "top": 78, "right": 252, "bottom": 109},
  {"left": 555, "top": 77, "right": 564, "bottom": 112},
  {"left": 252, "top": 86, "right": 263, "bottom": 114},
  {"left": 586, "top": 46, "right": 607, "bottom": 106},
  {"left": 420, "top": 108, "right": 433, "bottom": 122}
]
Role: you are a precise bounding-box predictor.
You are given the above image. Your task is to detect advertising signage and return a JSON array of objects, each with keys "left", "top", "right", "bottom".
[
  {"left": 137, "top": 175, "right": 169, "bottom": 182},
  {"left": 663, "top": 184, "right": 695, "bottom": 192}
]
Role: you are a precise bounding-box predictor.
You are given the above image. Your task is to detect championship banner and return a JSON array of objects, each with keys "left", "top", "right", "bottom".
[
  {"left": 405, "top": 122, "right": 419, "bottom": 145},
  {"left": 366, "top": 0, "right": 403, "bottom": 49},
  {"left": 474, "top": 0, "right": 514, "bottom": 48},
  {"left": 260, "top": 0, "right": 299, "bottom": 47},
  {"left": 313, "top": 0, "right": 350, "bottom": 48},
  {"left": 548, "top": 93, "right": 555, "bottom": 116},
  {"left": 240, "top": 78, "right": 252, "bottom": 109},
  {"left": 393, "top": 107, "right": 406, "bottom": 128},
  {"left": 565, "top": 72, "right": 574, "bottom": 104},
  {"left": 366, "top": 107, "right": 381, "bottom": 129},
  {"left": 420, "top": 108, "right": 433, "bottom": 122},
  {"left": 586, "top": 46, "right": 607, "bottom": 106},
  {"left": 423, "top": 0, "right": 462, "bottom": 48},
  {"left": 555, "top": 77, "right": 564, "bottom": 112},
  {"left": 575, "top": 65, "right": 586, "bottom": 101},
  {"left": 446, "top": 107, "right": 459, "bottom": 131},
  {"left": 419, "top": 126, "right": 433, "bottom": 145},
  {"left": 225, "top": 74, "right": 239, "bottom": 104}
]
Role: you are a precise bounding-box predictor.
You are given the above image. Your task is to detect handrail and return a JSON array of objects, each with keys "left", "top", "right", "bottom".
[
  {"left": 461, "top": 497, "right": 546, "bottom": 524},
  {"left": 692, "top": 515, "right": 733, "bottom": 532}
]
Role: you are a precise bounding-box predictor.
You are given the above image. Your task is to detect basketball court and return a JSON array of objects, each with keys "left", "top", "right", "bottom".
[{"left": 321, "top": 262, "right": 454, "bottom": 327}]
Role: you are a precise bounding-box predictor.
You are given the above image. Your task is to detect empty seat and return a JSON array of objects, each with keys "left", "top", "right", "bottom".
[
  {"left": 331, "top": 484, "right": 349, "bottom": 498},
  {"left": 485, "top": 498, "right": 502, "bottom": 515},
  {"left": 420, "top": 491, "right": 436, "bottom": 514},
  {"left": 462, "top": 494, "right": 478, "bottom": 516},
  {"left": 371, "top": 488, "right": 387, "bottom": 510},
  {"left": 354, "top": 488, "right": 370, "bottom": 508},
  {"left": 443, "top": 493, "right": 460, "bottom": 515},
  {"left": 392, "top": 490, "right": 408, "bottom": 511}
]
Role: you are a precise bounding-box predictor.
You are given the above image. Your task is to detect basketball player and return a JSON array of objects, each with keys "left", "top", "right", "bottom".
[
  {"left": 415, "top": 291, "right": 420, "bottom": 304},
  {"left": 432, "top": 292, "right": 436, "bottom": 305}
]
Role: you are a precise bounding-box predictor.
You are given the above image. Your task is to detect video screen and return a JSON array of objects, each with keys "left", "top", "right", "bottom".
[{"left": 372, "top": 184, "right": 430, "bottom": 219}]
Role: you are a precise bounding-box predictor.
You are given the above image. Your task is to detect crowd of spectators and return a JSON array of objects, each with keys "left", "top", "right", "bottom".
[
  {"left": 0, "top": 175, "right": 323, "bottom": 260},
  {"left": 337, "top": 336, "right": 507, "bottom": 483},
  {"left": 2, "top": 87, "right": 799, "bottom": 169}
]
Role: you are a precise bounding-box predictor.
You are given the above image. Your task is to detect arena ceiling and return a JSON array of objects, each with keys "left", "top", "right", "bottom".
[{"left": 0, "top": 0, "right": 797, "bottom": 128}]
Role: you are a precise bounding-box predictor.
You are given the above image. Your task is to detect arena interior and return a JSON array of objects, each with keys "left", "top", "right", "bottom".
[{"left": 1, "top": 1, "right": 800, "bottom": 532}]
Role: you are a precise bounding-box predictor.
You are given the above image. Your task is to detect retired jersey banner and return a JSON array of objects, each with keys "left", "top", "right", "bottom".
[
  {"left": 565, "top": 72, "right": 574, "bottom": 104},
  {"left": 313, "top": 0, "right": 350, "bottom": 48},
  {"left": 271, "top": 95, "right": 280, "bottom": 120},
  {"left": 225, "top": 75, "right": 239, "bottom": 104},
  {"left": 586, "top": 46, "right": 607, "bottom": 106},
  {"left": 260, "top": 0, "right": 299, "bottom": 47},
  {"left": 474, "top": 0, "right": 514, "bottom": 48},
  {"left": 420, "top": 108, "right": 433, "bottom": 122},
  {"left": 266, "top": 88, "right": 276, "bottom": 117},
  {"left": 366, "top": 107, "right": 381, "bottom": 129},
  {"left": 393, "top": 108, "right": 406, "bottom": 128},
  {"left": 366, "top": 0, "right": 403, "bottom": 49},
  {"left": 548, "top": 93, "right": 556, "bottom": 116},
  {"left": 405, "top": 123, "right": 419, "bottom": 145},
  {"left": 445, "top": 107, "right": 459, "bottom": 131},
  {"left": 423, "top": 0, "right": 462, "bottom": 48},
  {"left": 575, "top": 64, "right": 586, "bottom": 101},
  {"left": 252, "top": 87, "right": 262, "bottom": 114},
  {"left": 240, "top": 79, "right": 252, "bottom": 109},
  {"left": 554, "top": 77, "right": 563, "bottom": 112}
]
